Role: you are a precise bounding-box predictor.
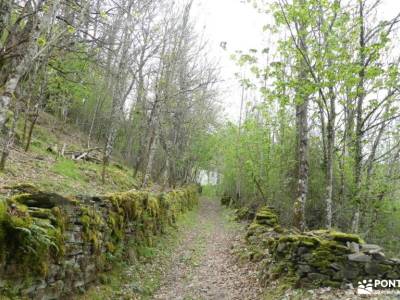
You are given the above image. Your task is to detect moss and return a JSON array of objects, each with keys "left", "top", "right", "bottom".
[
  {"left": 328, "top": 231, "right": 364, "bottom": 244},
  {"left": 0, "top": 200, "right": 7, "bottom": 262},
  {"left": 254, "top": 206, "right": 279, "bottom": 226},
  {"left": 147, "top": 195, "right": 159, "bottom": 217},
  {"left": 0, "top": 184, "right": 200, "bottom": 288},
  {"left": 0, "top": 200, "right": 66, "bottom": 276},
  {"left": 80, "top": 206, "right": 104, "bottom": 254},
  {"left": 322, "top": 280, "right": 341, "bottom": 288},
  {"left": 27, "top": 207, "right": 54, "bottom": 220},
  {"left": 108, "top": 210, "right": 124, "bottom": 241},
  {"left": 105, "top": 242, "right": 116, "bottom": 253},
  {"left": 4, "top": 183, "right": 40, "bottom": 194},
  {"left": 10, "top": 191, "right": 77, "bottom": 209}
]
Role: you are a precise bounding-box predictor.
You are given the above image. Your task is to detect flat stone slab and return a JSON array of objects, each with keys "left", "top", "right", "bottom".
[
  {"left": 361, "top": 244, "right": 382, "bottom": 252},
  {"left": 348, "top": 253, "right": 371, "bottom": 262}
]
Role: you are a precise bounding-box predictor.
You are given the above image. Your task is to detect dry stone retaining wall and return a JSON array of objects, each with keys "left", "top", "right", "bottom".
[
  {"left": 241, "top": 206, "right": 400, "bottom": 289},
  {"left": 0, "top": 184, "right": 199, "bottom": 299}
]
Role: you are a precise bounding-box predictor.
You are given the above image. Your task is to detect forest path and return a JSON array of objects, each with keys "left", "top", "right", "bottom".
[{"left": 152, "top": 197, "right": 263, "bottom": 300}]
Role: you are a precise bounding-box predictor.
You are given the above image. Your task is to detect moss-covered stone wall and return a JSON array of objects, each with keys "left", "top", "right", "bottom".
[
  {"left": 243, "top": 206, "right": 400, "bottom": 289},
  {"left": 0, "top": 184, "right": 199, "bottom": 299}
]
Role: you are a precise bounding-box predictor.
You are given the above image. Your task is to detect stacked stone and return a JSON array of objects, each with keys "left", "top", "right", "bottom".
[
  {"left": 0, "top": 184, "right": 198, "bottom": 299},
  {"left": 244, "top": 206, "right": 400, "bottom": 289}
]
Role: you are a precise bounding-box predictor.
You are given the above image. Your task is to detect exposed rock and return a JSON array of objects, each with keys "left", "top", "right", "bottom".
[
  {"left": 329, "top": 263, "right": 341, "bottom": 271},
  {"left": 297, "top": 264, "right": 311, "bottom": 275},
  {"left": 348, "top": 253, "right": 372, "bottom": 262},
  {"left": 361, "top": 244, "right": 382, "bottom": 252},
  {"left": 347, "top": 241, "right": 360, "bottom": 253},
  {"left": 364, "top": 261, "right": 391, "bottom": 275}
]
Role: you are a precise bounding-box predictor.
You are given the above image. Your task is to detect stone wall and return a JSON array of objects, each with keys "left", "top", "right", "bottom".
[
  {"left": 242, "top": 206, "right": 400, "bottom": 289},
  {"left": 0, "top": 184, "right": 199, "bottom": 299}
]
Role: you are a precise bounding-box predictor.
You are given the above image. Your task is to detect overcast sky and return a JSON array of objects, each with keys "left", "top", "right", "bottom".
[{"left": 192, "top": 0, "right": 400, "bottom": 122}]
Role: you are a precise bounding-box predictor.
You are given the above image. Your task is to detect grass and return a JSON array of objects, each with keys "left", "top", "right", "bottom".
[
  {"left": 52, "top": 159, "right": 82, "bottom": 180},
  {"left": 201, "top": 184, "right": 218, "bottom": 197},
  {"left": 0, "top": 112, "right": 138, "bottom": 195}
]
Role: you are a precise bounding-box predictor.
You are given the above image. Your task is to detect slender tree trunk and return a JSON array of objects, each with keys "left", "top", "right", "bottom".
[
  {"left": 87, "top": 96, "right": 102, "bottom": 148},
  {"left": 292, "top": 5, "right": 309, "bottom": 231},
  {"left": 293, "top": 96, "right": 309, "bottom": 231},
  {"left": 142, "top": 130, "right": 158, "bottom": 187},
  {"left": 325, "top": 86, "right": 336, "bottom": 228},
  {"left": 0, "top": 102, "right": 19, "bottom": 170},
  {"left": 235, "top": 82, "right": 245, "bottom": 206},
  {"left": 25, "top": 110, "right": 39, "bottom": 152},
  {"left": 352, "top": 0, "right": 366, "bottom": 233}
]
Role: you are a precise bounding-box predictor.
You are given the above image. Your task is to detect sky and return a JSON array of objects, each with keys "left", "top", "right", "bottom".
[
  {"left": 193, "top": 0, "right": 267, "bottom": 121},
  {"left": 192, "top": 0, "right": 400, "bottom": 122}
]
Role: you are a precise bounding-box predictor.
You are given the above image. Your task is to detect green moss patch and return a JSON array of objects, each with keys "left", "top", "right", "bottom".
[
  {"left": 0, "top": 184, "right": 199, "bottom": 297},
  {"left": 242, "top": 205, "right": 394, "bottom": 289}
]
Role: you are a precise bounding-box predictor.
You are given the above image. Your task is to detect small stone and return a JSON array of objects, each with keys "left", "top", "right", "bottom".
[
  {"left": 21, "top": 285, "right": 37, "bottom": 296},
  {"left": 390, "top": 258, "right": 400, "bottom": 264},
  {"left": 341, "top": 282, "right": 354, "bottom": 289},
  {"left": 330, "top": 263, "right": 341, "bottom": 271},
  {"left": 360, "top": 244, "right": 382, "bottom": 252},
  {"left": 297, "top": 246, "right": 309, "bottom": 255},
  {"left": 347, "top": 242, "right": 360, "bottom": 253},
  {"left": 371, "top": 251, "right": 385, "bottom": 261},
  {"left": 307, "top": 272, "right": 329, "bottom": 281},
  {"left": 365, "top": 261, "right": 391, "bottom": 275},
  {"left": 297, "top": 264, "right": 311, "bottom": 276},
  {"left": 340, "top": 264, "right": 360, "bottom": 279},
  {"left": 277, "top": 242, "right": 286, "bottom": 252},
  {"left": 74, "top": 280, "right": 85, "bottom": 288},
  {"left": 348, "top": 253, "right": 371, "bottom": 262}
]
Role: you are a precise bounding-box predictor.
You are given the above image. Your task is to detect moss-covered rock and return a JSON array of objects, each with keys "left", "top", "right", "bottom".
[
  {"left": 0, "top": 184, "right": 200, "bottom": 298},
  {"left": 0, "top": 199, "right": 66, "bottom": 277},
  {"left": 254, "top": 206, "right": 278, "bottom": 226},
  {"left": 243, "top": 205, "right": 399, "bottom": 289}
]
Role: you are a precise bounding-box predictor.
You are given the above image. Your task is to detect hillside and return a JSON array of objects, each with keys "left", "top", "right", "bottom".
[{"left": 0, "top": 113, "right": 138, "bottom": 196}]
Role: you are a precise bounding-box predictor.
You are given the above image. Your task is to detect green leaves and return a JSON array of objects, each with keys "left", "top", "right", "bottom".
[
  {"left": 37, "top": 36, "right": 46, "bottom": 47},
  {"left": 67, "top": 25, "right": 76, "bottom": 34}
]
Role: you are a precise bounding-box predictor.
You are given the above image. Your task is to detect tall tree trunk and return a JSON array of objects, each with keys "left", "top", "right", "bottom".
[
  {"left": 292, "top": 3, "right": 309, "bottom": 231},
  {"left": 352, "top": 0, "right": 366, "bottom": 233},
  {"left": 142, "top": 130, "right": 158, "bottom": 187},
  {"left": 293, "top": 96, "right": 309, "bottom": 231},
  {"left": 325, "top": 86, "right": 336, "bottom": 228},
  {"left": 87, "top": 95, "right": 102, "bottom": 148}
]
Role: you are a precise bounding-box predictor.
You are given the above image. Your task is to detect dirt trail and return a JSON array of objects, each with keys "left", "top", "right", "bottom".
[{"left": 152, "top": 197, "right": 262, "bottom": 300}]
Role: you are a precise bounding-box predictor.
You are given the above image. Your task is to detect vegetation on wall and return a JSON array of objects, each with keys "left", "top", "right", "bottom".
[{"left": 0, "top": 184, "right": 199, "bottom": 297}]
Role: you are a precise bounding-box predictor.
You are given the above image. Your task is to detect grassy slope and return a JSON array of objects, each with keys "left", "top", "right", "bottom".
[{"left": 0, "top": 113, "right": 138, "bottom": 196}]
